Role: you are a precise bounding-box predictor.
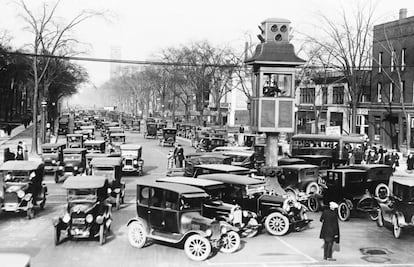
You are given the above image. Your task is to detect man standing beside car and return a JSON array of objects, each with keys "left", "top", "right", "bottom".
[{"left": 320, "top": 201, "right": 340, "bottom": 261}]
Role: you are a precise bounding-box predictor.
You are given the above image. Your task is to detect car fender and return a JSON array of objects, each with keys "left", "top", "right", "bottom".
[
  {"left": 218, "top": 221, "right": 240, "bottom": 233},
  {"left": 394, "top": 211, "right": 406, "bottom": 227},
  {"left": 262, "top": 208, "right": 287, "bottom": 222}
]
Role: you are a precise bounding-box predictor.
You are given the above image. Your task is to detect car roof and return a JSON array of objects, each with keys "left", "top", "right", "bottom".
[
  {"left": 222, "top": 150, "right": 255, "bottom": 157},
  {"left": 120, "top": 144, "right": 142, "bottom": 150},
  {"left": 90, "top": 157, "right": 122, "bottom": 166},
  {"left": 338, "top": 164, "right": 391, "bottom": 170},
  {"left": 41, "top": 143, "right": 66, "bottom": 148},
  {"left": 110, "top": 133, "right": 126, "bottom": 137},
  {"left": 86, "top": 153, "right": 109, "bottom": 158},
  {"left": 63, "top": 148, "right": 87, "bottom": 153},
  {"left": 328, "top": 169, "right": 366, "bottom": 174},
  {"left": 67, "top": 133, "right": 83, "bottom": 137},
  {"left": 84, "top": 140, "right": 105, "bottom": 145},
  {"left": 198, "top": 173, "right": 265, "bottom": 185},
  {"left": 279, "top": 164, "right": 319, "bottom": 170},
  {"left": 163, "top": 127, "right": 177, "bottom": 131},
  {"left": 212, "top": 146, "right": 251, "bottom": 152},
  {"left": 0, "top": 160, "right": 43, "bottom": 171},
  {"left": 194, "top": 164, "right": 250, "bottom": 172},
  {"left": 296, "top": 155, "right": 332, "bottom": 159},
  {"left": 63, "top": 175, "right": 107, "bottom": 189},
  {"left": 0, "top": 253, "right": 30, "bottom": 267},
  {"left": 137, "top": 179, "right": 209, "bottom": 197},
  {"left": 278, "top": 158, "right": 306, "bottom": 163},
  {"left": 393, "top": 177, "right": 414, "bottom": 187},
  {"left": 157, "top": 176, "right": 224, "bottom": 187}
]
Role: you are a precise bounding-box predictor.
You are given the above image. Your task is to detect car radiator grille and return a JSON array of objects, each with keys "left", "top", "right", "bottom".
[
  {"left": 71, "top": 213, "right": 86, "bottom": 225},
  {"left": 65, "top": 166, "right": 74, "bottom": 172},
  {"left": 125, "top": 159, "right": 133, "bottom": 165},
  {"left": 4, "top": 192, "right": 18, "bottom": 203}
]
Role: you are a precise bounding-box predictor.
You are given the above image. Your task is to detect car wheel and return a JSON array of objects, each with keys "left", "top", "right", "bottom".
[
  {"left": 338, "top": 202, "right": 351, "bottom": 221},
  {"left": 307, "top": 195, "right": 320, "bottom": 212},
  {"left": 392, "top": 215, "right": 402, "bottom": 239},
  {"left": 220, "top": 230, "right": 241, "bottom": 253},
  {"left": 99, "top": 224, "right": 106, "bottom": 245},
  {"left": 369, "top": 204, "right": 380, "bottom": 221},
  {"left": 305, "top": 182, "right": 320, "bottom": 195},
  {"left": 128, "top": 220, "right": 147, "bottom": 248},
  {"left": 184, "top": 234, "right": 211, "bottom": 261},
  {"left": 375, "top": 183, "right": 390, "bottom": 203},
  {"left": 264, "top": 212, "right": 290, "bottom": 236},
  {"left": 54, "top": 226, "right": 60, "bottom": 246},
  {"left": 376, "top": 208, "right": 384, "bottom": 227},
  {"left": 241, "top": 218, "right": 260, "bottom": 238}
]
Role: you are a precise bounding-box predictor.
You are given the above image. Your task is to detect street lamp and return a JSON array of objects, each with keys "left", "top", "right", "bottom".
[{"left": 41, "top": 100, "right": 47, "bottom": 143}]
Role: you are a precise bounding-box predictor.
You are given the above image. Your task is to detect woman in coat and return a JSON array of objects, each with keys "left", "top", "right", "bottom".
[{"left": 320, "top": 202, "right": 340, "bottom": 261}]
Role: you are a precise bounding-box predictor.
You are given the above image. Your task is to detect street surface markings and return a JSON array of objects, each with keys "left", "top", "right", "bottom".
[
  {"left": 205, "top": 234, "right": 317, "bottom": 266},
  {"left": 310, "top": 264, "right": 414, "bottom": 267}
]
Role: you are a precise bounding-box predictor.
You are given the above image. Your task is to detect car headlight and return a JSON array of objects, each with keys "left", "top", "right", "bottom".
[
  {"left": 58, "top": 166, "right": 64, "bottom": 170},
  {"left": 52, "top": 160, "right": 56, "bottom": 164},
  {"left": 30, "top": 172, "right": 36, "bottom": 179},
  {"left": 17, "top": 190, "right": 25, "bottom": 198},
  {"left": 221, "top": 227, "right": 228, "bottom": 234},
  {"left": 86, "top": 214, "right": 93, "bottom": 223},
  {"left": 107, "top": 188, "right": 112, "bottom": 194},
  {"left": 243, "top": 210, "right": 249, "bottom": 217},
  {"left": 62, "top": 213, "right": 70, "bottom": 223},
  {"left": 5, "top": 174, "right": 11, "bottom": 181},
  {"left": 114, "top": 188, "right": 120, "bottom": 193},
  {"left": 133, "top": 160, "right": 138, "bottom": 165},
  {"left": 73, "top": 166, "right": 78, "bottom": 171},
  {"left": 96, "top": 215, "right": 104, "bottom": 224},
  {"left": 205, "top": 229, "right": 212, "bottom": 237}
]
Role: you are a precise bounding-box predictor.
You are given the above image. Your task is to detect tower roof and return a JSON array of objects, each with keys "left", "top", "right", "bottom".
[{"left": 245, "top": 42, "right": 305, "bottom": 66}]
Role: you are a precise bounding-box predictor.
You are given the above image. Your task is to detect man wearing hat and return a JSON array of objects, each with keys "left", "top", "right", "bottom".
[{"left": 319, "top": 201, "right": 340, "bottom": 261}]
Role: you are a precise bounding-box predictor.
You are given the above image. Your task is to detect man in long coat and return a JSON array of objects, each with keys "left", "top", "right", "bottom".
[{"left": 320, "top": 201, "right": 340, "bottom": 261}]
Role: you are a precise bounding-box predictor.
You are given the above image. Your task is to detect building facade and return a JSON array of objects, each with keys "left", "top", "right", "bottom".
[{"left": 364, "top": 9, "right": 414, "bottom": 152}]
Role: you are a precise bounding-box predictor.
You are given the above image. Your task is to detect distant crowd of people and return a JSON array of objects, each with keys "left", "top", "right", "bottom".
[{"left": 342, "top": 144, "right": 400, "bottom": 171}]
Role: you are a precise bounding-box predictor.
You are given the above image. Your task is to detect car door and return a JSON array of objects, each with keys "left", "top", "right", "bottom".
[
  {"left": 149, "top": 187, "right": 165, "bottom": 230},
  {"left": 164, "top": 190, "right": 179, "bottom": 233}
]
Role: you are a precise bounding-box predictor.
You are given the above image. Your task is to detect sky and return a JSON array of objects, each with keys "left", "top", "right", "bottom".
[{"left": 1, "top": 0, "right": 413, "bottom": 88}]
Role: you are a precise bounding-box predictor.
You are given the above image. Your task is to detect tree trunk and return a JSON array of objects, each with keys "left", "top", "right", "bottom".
[
  {"left": 351, "top": 98, "right": 358, "bottom": 134},
  {"left": 31, "top": 57, "right": 39, "bottom": 154},
  {"left": 172, "top": 93, "right": 176, "bottom": 126}
]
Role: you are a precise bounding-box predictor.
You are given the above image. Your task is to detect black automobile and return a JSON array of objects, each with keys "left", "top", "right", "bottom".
[
  {"left": 56, "top": 148, "right": 87, "bottom": 183},
  {"left": 221, "top": 150, "right": 256, "bottom": 169},
  {"left": 376, "top": 177, "right": 414, "bottom": 238},
  {"left": 322, "top": 167, "right": 392, "bottom": 221},
  {"left": 84, "top": 140, "right": 106, "bottom": 154},
  {"left": 66, "top": 133, "right": 84, "bottom": 148},
  {"left": 157, "top": 176, "right": 260, "bottom": 238},
  {"left": 199, "top": 173, "right": 312, "bottom": 236},
  {"left": 0, "top": 161, "right": 47, "bottom": 219},
  {"left": 120, "top": 144, "right": 144, "bottom": 175},
  {"left": 184, "top": 154, "right": 232, "bottom": 177},
  {"left": 41, "top": 143, "right": 66, "bottom": 173},
  {"left": 127, "top": 179, "right": 241, "bottom": 261},
  {"left": 193, "top": 164, "right": 254, "bottom": 178},
  {"left": 158, "top": 127, "right": 177, "bottom": 147},
  {"left": 54, "top": 175, "right": 112, "bottom": 245}
]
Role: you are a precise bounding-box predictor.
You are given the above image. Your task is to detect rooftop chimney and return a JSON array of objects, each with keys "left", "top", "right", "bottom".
[{"left": 399, "top": 8, "right": 407, "bottom": 20}]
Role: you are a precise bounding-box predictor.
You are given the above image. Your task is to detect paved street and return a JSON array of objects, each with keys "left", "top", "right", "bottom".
[{"left": 1, "top": 129, "right": 414, "bottom": 267}]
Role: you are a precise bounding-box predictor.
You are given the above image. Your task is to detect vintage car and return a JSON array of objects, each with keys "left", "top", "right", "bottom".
[
  {"left": 41, "top": 143, "right": 66, "bottom": 173},
  {"left": 197, "top": 137, "right": 227, "bottom": 152},
  {"left": 86, "top": 153, "right": 109, "bottom": 175},
  {"left": 221, "top": 150, "right": 256, "bottom": 169},
  {"left": 56, "top": 148, "right": 87, "bottom": 183},
  {"left": 109, "top": 133, "right": 126, "bottom": 153},
  {"left": 131, "top": 120, "right": 141, "bottom": 132},
  {"left": 0, "top": 161, "right": 47, "bottom": 219},
  {"left": 144, "top": 122, "right": 158, "bottom": 139},
  {"left": 127, "top": 179, "right": 241, "bottom": 261},
  {"left": 120, "top": 144, "right": 144, "bottom": 175},
  {"left": 66, "top": 133, "right": 84, "bottom": 148},
  {"left": 253, "top": 144, "right": 266, "bottom": 170},
  {"left": 278, "top": 158, "right": 307, "bottom": 166},
  {"left": 157, "top": 176, "right": 260, "bottom": 238},
  {"left": 58, "top": 117, "right": 69, "bottom": 135},
  {"left": 212, "top": 146, "right": 251, "bottom": 152},
  {"left": 376, "top": 178, "right": 414, "bottom": 238},
  {"left": 84, "top": 140, "right": 106, "bottom": 154},
  {"left": 158, "top": 127, "right": 177, "bottom": 147},
  {"left": 184, "top": 154, "right": 232, "bottom": 177},
  {"left": 90, "top": 157, "right": 124, "bottom": 210},
  {"left": 54, "top": 175, "right": 112, "bottom": 245},
  {"left": 294, "top": 155, "right": 334, "bottom": 178},
  {"left": 80, "top": 125, "right": 95, "bottom": 138},
  {"left": 277, "top": 164, "right": 322, "bottom": 212},
  {"left": 193, "top": 164, "right": 254, "bottom": 178},
  {"left": 322, "top": 167, "right": 392, "bottom": 221},
  {"left": 199, "top": 174, "right": 312, "bottom": 236}
]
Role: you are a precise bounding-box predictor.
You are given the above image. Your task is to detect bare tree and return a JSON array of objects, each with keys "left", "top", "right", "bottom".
[
  {"left": 306, "top": 2, "right": 375, "bottom": 133},
  {"left": 18, "top": 0, "right": 103, "bottom": 153}
]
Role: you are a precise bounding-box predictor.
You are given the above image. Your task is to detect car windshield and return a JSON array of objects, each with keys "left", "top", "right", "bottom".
[
  {"left": 326, "top": 172, "right": 340, "bottom": 186},
  {"left": 180, "top": 197, "right": 203, "bottom": 211},
  {"left": 69, "top": 137, "right": 81, "bottom": 142},
  {"left": 230, "top": 155, "right": 249, "bottom": 163},
  {"left": 111, "top": 136, "right": 125, "bottom": 142},
  {"left": 121, "top": 150, "right": 138, "bottom": 157},
  {"left": 93, "top": 167, "right": 115, "bottom": 181},
  {"left": 246, "top": 184, "right": 266, "bottom": 196},
  {"left": 205, "top": 185, "right": 228, "bottom": 200},
  {"left": 3, "top": 171, "right": 30, "bottom": 182},
  {"left": 43, "top": 148, "right": 57, "bottom": 153},
  {"left": 68, "top": 188, "right": 97, "bottom": 202},
  {"left": 64, "top": 154, "right": 81, "bottom": 161}
]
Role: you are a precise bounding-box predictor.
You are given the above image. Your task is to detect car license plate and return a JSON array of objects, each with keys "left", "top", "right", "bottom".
[{"left": 72, "top": 218, "right": 85, "bottom": 224}]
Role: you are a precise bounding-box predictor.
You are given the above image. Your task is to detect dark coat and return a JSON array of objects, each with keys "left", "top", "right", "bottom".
[{"left": 319, "top": 208, "right": 340, "bottom": 242}]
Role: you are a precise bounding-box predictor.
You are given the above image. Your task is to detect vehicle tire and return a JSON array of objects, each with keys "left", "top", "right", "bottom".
[
  {"left": 241, "top": 218, "right": 260, "bottom": 238},
  {"left": 121, "top": 194, "right": 125, "bottom": 204},
  {"left": 220, "top": 230, "right": 240, "bottom": 253},
  {"left": 184, "top": 234, "right": 211, "bottom": 261},
  {"left": 54, "top": 172, "right": 59, "bottom": 183},
  {"left": 375, "top": 183, "right": 390, "bottom": 203},
  {"left": 307, "top": 195, "right": 320, "bottom": 212},
  {"left": 305, "top": 182, "right": 320, "bottom": 195},
  {"left": 54, "top": 226, "right": 60, "bottom": 246},
  {"left": 115, "top": 194, "right": 121, "bottom": 210},
  {"left": 337, "top": 202, "right": 351, "bottom": 221},
  {"left": 264, "top": 212, "right": 290, "bottom": 236},
  {"left": 27, "top": 205, "right": 35, "bottom": 220},
  {"left": 392, "top": 215, "right": 402, "bottom": 239},
  {"left": 128, "top": 220, "right": 147, "bottom": 248},
  {"left": 376, "top": 208, "right": 384, "bottom": 227},
  {"left": 99, "top": 224, "right": 106, "bottom": 245},
  {"left": 369, "top": 203, "right": 380, "bottom": 221}
]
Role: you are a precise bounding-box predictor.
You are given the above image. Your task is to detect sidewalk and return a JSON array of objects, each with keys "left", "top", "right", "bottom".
[{"left": 0, "top": 124, "right": 27, "bottom": 146}]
